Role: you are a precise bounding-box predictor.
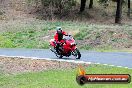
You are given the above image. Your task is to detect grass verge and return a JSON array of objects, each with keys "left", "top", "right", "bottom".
[
  {"left": 0, "top": 20, "right": 132, "bottom": 52},
  {"left": 0, "top": 64, "right": 132, "bottom": 88}
]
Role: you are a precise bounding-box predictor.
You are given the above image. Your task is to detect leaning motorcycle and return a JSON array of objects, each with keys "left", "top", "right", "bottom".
[{"left": 49, "top": 35, "right": 81, "bottom": 59}]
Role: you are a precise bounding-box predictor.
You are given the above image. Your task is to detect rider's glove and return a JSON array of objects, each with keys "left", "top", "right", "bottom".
[{"left": 56, "top": 41, "right": 61, "bottom": 44}]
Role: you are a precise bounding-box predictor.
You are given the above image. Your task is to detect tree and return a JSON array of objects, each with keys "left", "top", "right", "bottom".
[
  {"left": 115, "top": 0, "right": 123, "bottom": 23},
  {"left": 80, "top": 0, "right": 86, "bottom": 12},
  {"left": 89, "top": 0, "right": 93, "bottom": 9},
  {"left": 127, "top": 0, "right": 130, "bottom": 17}
]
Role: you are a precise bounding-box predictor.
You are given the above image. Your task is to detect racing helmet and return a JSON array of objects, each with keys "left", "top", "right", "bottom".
[{"left": 56, "top": 27, "right": 62, "bottom": 34}]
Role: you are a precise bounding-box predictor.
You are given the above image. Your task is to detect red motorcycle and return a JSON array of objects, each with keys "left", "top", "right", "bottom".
[{"left": 49, "top": 35, "right": 81, "bottom": 59}]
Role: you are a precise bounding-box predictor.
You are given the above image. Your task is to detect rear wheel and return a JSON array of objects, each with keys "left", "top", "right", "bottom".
[
  {"left": 55, "top": 47, "right": 63, "bottom": 59},
  {"left": 72, "top": 49, "right": 81, "bottom": 59}
]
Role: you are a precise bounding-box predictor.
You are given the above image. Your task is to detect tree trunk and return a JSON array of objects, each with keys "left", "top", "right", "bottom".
[
  {"left": 127, "top": 0, "right": 130, "bottom": 17},
  {"left": 80, "top": 0, "right": 86, "bottom": 12},
  {"left": 115, "top": 0, "right": 123, "bottom": 23},
  {"left": 89, "top": 0, "right": 93, "bottom": 9}
]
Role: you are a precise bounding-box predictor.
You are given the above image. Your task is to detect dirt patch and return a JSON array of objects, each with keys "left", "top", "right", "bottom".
[{"left": 0, "top": 56, "right": 89, "bottom": 74}]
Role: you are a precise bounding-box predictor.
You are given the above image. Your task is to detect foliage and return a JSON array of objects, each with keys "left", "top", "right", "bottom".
[
  {"left": 74, "top": 29, "right": 88, "bottom": 40},
  {"left": 41, "top": 0, "right": 76, "bottom": 13},
  {"left": 0, "top": 29, "right": 49, "bottom": 49},
  {"left": 0, "top": 20, "right": 132, "bottom": 52},
  {"left": 0, "top": 35, "right": 15, "bottom": 48},
  {"left": 98, "top": 0, "right": 126, "bottom": 8}
]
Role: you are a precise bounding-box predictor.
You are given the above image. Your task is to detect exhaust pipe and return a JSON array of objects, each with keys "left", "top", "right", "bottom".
[{"left": 50, "top": 48, "right": 57, "bottom": 55}]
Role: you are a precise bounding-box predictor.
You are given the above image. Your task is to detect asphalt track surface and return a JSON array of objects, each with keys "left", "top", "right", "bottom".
[{"left": 0, "top": 48, "right": 132, "bottom": 68}]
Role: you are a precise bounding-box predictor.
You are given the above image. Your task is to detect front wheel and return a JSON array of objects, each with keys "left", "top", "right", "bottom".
[{"left": 72, "top": 49, "right": 81, "bottom": 59}]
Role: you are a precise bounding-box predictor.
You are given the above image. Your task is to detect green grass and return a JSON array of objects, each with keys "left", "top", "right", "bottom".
[
  {"left": 74, "top": 25, "right": 132, "bottom": 52},
  {"left": 0, "top": 64, "right": 132, "bottom": 88},
  {"left": 0, "top": 20, "right": 132, "bottom": 52},
  {"left": 0, "top": 31, "right": 49, "bottom": 49},
  {"left": 0, "top": 20, "right": 83, "bottom": 49}
]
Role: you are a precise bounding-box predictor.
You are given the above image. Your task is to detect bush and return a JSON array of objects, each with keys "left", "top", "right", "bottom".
[
  {"left": 74, "top": 29, "right": 89, "bottom": 40},
  {"left": 0, "top": 35, "right": 15, "bottom": 48},
  {"left": 41, "top": 0, "right": 77, "bottom": 14}
]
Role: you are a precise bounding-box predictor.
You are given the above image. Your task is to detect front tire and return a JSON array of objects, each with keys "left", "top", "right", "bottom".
[{"left": 73, "top": 49, "right": 81, "bottom": 59}]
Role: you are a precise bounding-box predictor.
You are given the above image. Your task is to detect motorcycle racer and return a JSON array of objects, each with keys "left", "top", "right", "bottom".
[
  {"left": 54, "top": 27, "right": 67, "bottom": 54},
  {"left": 49, "top": 27, "right": 81, "bottom": 59}
]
